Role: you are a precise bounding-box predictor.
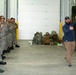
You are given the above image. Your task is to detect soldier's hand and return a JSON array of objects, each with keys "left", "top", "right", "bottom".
[
  {"left": 70, "top": 26, "right": 74, "bottom": 30},
  {"left": 13, "top": 26, "right": 17, "bottom": 29}
]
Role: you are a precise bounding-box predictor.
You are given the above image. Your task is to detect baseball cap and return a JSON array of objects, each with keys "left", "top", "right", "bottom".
[{"left": 65, "top": 16, "right": 70, "bottom": 20}]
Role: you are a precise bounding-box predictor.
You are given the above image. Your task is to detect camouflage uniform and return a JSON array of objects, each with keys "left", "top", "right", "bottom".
[
  {"left": 0, "top": 37, "right": 3, "bottom": 61},
  {"left": 0, "top": 23, "right": 8, "bottom": 59},
  {"left": 10, "top": 22, "right": 17, "bottom": 46},
  {"left": 6, "top": 22, "right": 13, "bottom": 48}
]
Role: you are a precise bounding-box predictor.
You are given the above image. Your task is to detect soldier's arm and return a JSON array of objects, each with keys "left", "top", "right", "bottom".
[{"left": 14, "top": 23, "right": 18, "bottom": 29}]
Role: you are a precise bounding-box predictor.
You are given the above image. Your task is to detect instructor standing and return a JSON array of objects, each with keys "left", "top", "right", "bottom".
[{"left": 63, "top": 16, "right": 75, "bottom": 67}]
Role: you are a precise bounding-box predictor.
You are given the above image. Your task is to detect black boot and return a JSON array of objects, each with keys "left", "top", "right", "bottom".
[
  {"left": 0, "top": 61, "right": 7, "bottom": 65},
  {"left": 2, "top": 50, "right": 8, "bottom": 55},
  {"left": 1, "top": 55, "right": 6, "bottom": 60},
  {"left": 10, "top": 46, "right": 14, "bottom": 50},
  {"left": 3, "top": 49, "right": 10, "bottom": 53},
  {"left": 15, "top": 44, "right": 20, "bottom": 48},
  {"left": 0, "top": 69, "right": 4, "bottom": 73},
  {"left": 4, "top": 48, "right": 11, "bottom": 53}
]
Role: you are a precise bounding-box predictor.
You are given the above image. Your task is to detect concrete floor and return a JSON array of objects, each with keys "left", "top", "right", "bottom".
[{"left": 1, "top": 40, "right": 76, "bottom": 75}]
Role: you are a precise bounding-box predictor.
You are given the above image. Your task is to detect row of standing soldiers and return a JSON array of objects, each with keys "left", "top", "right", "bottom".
[{"left": 0, "top": 15, "right": 20, "bottom": 73}]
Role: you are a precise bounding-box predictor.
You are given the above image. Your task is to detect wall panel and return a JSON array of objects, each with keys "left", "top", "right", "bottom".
[{"left": 18, "top": 0, "right": 60, "bottom": 40}]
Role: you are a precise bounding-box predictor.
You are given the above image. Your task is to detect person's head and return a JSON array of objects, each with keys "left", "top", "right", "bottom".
[
  {"left": 10, "top": 18, "right": 15, "bottom": 23},
  {"left": 0, "top": 15, "right": 5, "bottom": 23},
  {"left": 7, "top": 19, "right": 11, "bottom": 23},
  {"left": 65, "top": 16, "right": 71, "bottom": 24}
]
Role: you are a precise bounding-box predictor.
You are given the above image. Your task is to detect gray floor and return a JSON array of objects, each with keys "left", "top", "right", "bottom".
[{"left": 1, "top": 40, "right": 76, "bottom": 75}]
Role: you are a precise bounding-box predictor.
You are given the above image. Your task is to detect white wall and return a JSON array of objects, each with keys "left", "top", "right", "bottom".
[
  {"left": 6, "top": 0, "right": 70, "bottom": 40},
  {"left": 18, "top": 0, "right": 60, "bottom": 40}
]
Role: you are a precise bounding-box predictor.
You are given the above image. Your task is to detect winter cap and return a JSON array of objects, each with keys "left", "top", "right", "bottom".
[{"left": 65, "top": 16, "right": 70, "bottom": 20}]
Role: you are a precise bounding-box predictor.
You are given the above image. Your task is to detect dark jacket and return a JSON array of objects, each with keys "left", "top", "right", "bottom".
[{"left": 63, "top": 23, "right": 75, "bottom": 42}]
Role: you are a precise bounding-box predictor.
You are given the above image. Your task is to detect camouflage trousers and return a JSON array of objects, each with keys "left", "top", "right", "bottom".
[
  {"left": 12, "top": 32, "right": 17, "bottom": 45},
  {"left": 0, "top": 41, "right": 4, "bottom": 61},
  {"left": 7, "top": 33, "right": 13, "bottom": 48}
]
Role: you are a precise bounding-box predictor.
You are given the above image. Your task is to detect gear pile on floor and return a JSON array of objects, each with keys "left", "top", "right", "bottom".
[{"left": 32, "top": 31, "right": 63, "bottom": 46}]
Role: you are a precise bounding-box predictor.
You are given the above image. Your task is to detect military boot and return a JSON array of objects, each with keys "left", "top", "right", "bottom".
[
  {"left": 15, "top": 44, "right": 20, "bottom": 48},
  {"left": 0, "top": 69, "right": 4, "bottom": 73}
]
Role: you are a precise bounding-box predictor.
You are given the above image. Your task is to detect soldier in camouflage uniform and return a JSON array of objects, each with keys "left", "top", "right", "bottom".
[
  {"left": 6, "top": 19, "right": 14, "bottom": 50},
  {"left": 0, "top": 16, "right": 10, "bottom": 56},
  {"left": 0, "top": 16, "right": 7, "bottom": 65},
  {"left": 10, "top": 18, "right": 20, "bottom": 48}
]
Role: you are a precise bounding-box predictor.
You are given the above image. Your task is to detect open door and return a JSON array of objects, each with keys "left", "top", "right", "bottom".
[{"left": 72, "top": 6, "right": 76, "bottom": 23}]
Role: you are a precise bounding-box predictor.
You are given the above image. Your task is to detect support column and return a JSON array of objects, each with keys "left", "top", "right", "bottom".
[
  {"left": 61, "top": 0, "right": 70, "bottom": 25},
  {"left": 8, "top": 0, "right": 18, "bottom": 20},
  {"left": 0, "top": 0, "right": 5, "bottom": 16}
]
